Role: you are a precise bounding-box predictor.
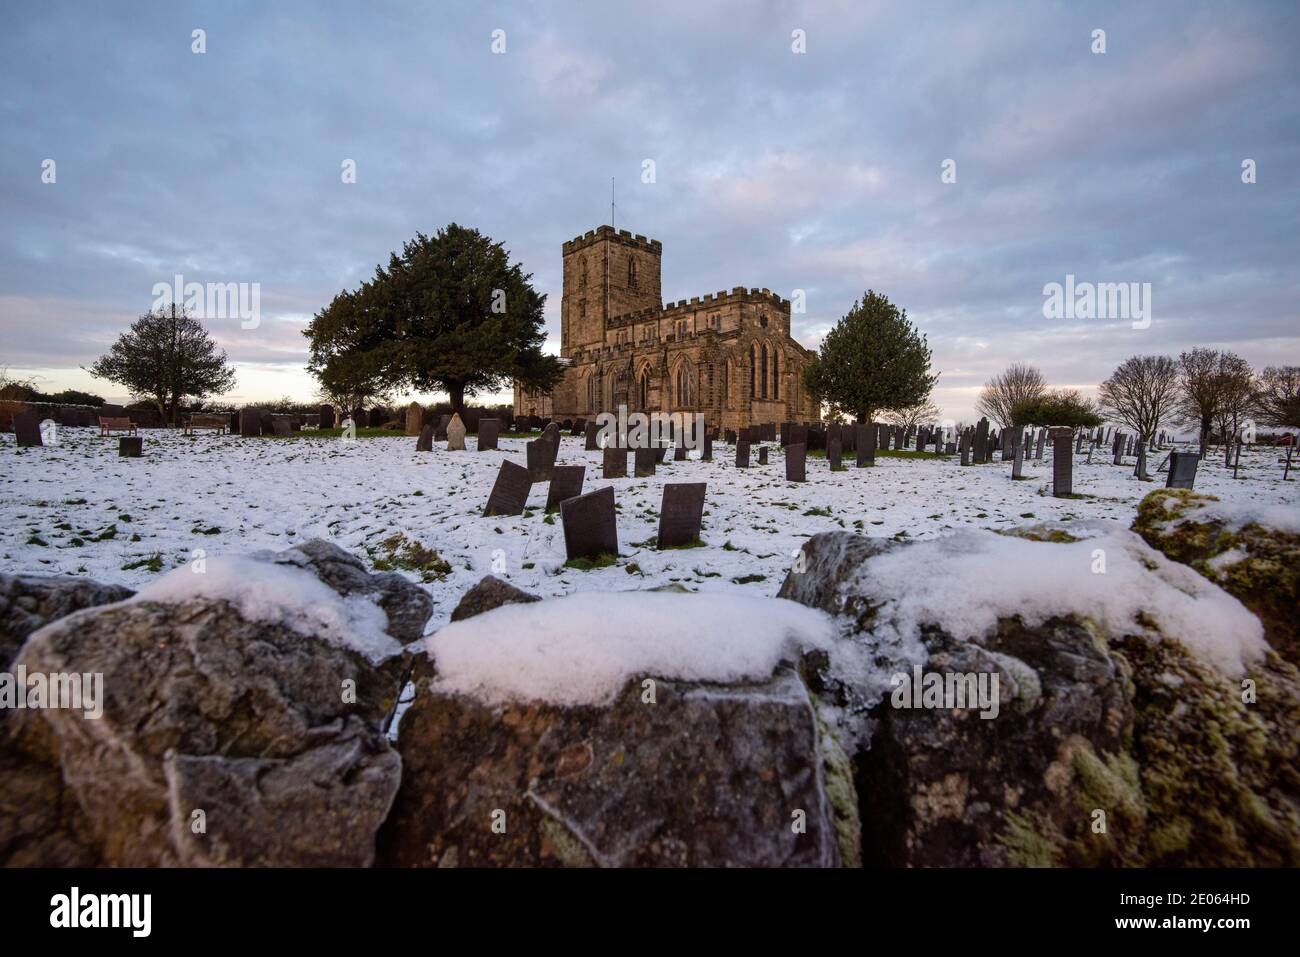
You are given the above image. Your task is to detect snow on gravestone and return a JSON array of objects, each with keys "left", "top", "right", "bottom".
[
  {"left": 483, "top": 460, "right": 532, "bottom": 517},
  {"left": 560, "top": 486, "right": 618, "bottom": 562},
  {"left": 657, "top": 483, "right": 706, "bottom": 549}
]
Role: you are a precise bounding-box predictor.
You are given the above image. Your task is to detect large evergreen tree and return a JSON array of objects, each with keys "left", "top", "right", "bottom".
[
  {"left": 803, "top": 290, "right": 936, "bottom": 423},
  {"left": 305, "top": 224, "right": 563, "bottom": 415},
  {"left": 87, "top": 304, "right": 236, "bottom": 424}
]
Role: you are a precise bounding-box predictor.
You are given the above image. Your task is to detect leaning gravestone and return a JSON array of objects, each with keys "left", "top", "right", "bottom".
[
  {"left": 526, "top": 436, "right": 558, "bottom": 481},
  {"left": 416, "top": 425, "right": 433, "bottom": 452},
  {"left": 702, "top": 431, "right": 713, "bottom": 461},
  {"left": 1166, "top": 452, "right": 1199, "bottom": 490},
  {"left": 405, "top": 402, "right": 423, "bottom": 436},
  {"left": 657, "top": 483, "right": 706, "bottom": 548},
  {"left": 584, "top": 421, "right": 599, "bottom": 451},
  {"left": 477, "top": 418, "right": 500, "bottom": 451},
  {"left": 735, "top": 441, "right": 750, "bottom": 468},
  {"left": 239, "top": 408, "right": 262, "bottom": 437},
  {"left": 635, "top": 447, "right": 656, "bottom": 477},
  {"left": 827, "top": 436, "right": 843, "bottom": 471},
  {"left": 758, "top": 446, "right": 769, "bottom": 465},
  {"left": 856, "top": 423, "right": 875, "bottom": 467},
  {"left": 446, "top": 413, "right": 467, "bottom": 451},
  {"left": 786, "top": 443, "right": 807, "bottom": 482},
  {"left": 1051, "top": 428, "right": 1073, "bottom": 497},
  {"left": 435, "top": 414, "right": 450, "bottom": 441},
  {"left": 603, "top": 447, "right": 627, "bottom": 478},
  {"left": 560, "top": 486, "right": 618, "bottom": 563},
  {"left": 119, "top": 436, "right": 143, "bottom": 458},
  {"left": 483, "top": 460, "right": 532, "bottom": 516},
  {"left": 13, "top": 412, "right": 42, "bottom": 447},
  {"left": 545, "top": 465, "right": 586, "bottom": 512}
]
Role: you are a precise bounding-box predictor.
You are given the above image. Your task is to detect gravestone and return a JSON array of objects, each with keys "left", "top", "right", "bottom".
[
  {"left": 945, "top": 442, "right": 956, "bottom": 454},
  {"left": 446, "top": 413, "right": 467, "bottom": 451},
  {"left": 118, "top": 436, "right": 143, "bottom": 457},
  {"left": 635, "top": 447, "right": 656, "bottom": 477},
  {"left": 758, "top": 446, "right": 769, "bottom": 465},
  {"left": 271, "top": 417, "right": 292, "bottom": 438},
  {"left": 1051, "top": 428, "right": 1073, "bottom": 497},
  {"left": 1076, "top": 431, "right": 1085, "bottom": 453},
  {"left": 13, "top": 412, "right": 42, "bottom": 448},
  {"left": 584, "top": 420, "right": 599, "bottom": 450},
  {"left": 405, "top": 402, "right": 423, "bottom": 436},
  {"left": 477, "top": 418, "right": 500, "bottom": 451},
  {"left": 319, "top": 405, "right": 335, "bottom": 429},
  {"left": 526, "top": 438, "right": 558, "bottom": 481},
  {"left": 827, "top": 437, "right": 843, "bottom": 471},
  {"left": 654, "top": 444, "right": 668, "bottom": 464},
  {"left": 603, "top": 447, "right": 628, "bottom": 478},
  {"left": 239, "top": 408, "right": 262, "bottom": 437},
  {"left": 1166, "top": 452, "right": 1199, "bottom": 490},
  {"left": 843, "top": 425, "right": 856, "bottom": 453},
  {"left": 1011, "top": 432, "right": 1025, "bottom": 479},
  {"left": 435, "top": 414, "right": 450, "bottom": 441},
  {"left": 560, "top": 486, "right": 618, "bottom": 562},
  {"left": 545, "top": 465, "right": 586, "bottom": 512},
  {"left": 974, "top": 418, "right": 990, "bottom": 463},
  {"left": 1034, "top": 429, "right": 1046, "bottom": 460},
  {"left": 735, "top": 441, "right": 750, "bottom": 468},
  {"left": 657, "top": 482, "right": 707, "bottom": 549},
  {"left": 856, "top": 423, "right": 875, "bottom": 467},
  {"left": 786, "top": 443, "right": 807, "bottom": 482},
  {"left": 416, "top": 425, "right": 433, "bottom": 452},
  {"left": 788, "top": 424, "right": 807, "bottom": 449},
  {"left": 483, "top": 460, "right": 532, "bottom": 516},
  {"left": 702, "top": 431, "right": 713, "bottom": 461},
  {"left": 725, "top": 429, "right": 736, "bottom": 445},
  {"left": 673, "top": 443, "right": 687, "bottom": 462},
  {"left": 228, "top": 410, "right": 241, "bottom": 432},
  {"left": 1113, "top": 432, "right": 1124, "bottom": 466}
]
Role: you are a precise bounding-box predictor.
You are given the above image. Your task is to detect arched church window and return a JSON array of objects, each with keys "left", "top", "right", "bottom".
[
  {"left": 628, "top": 257, "right": 638, "bottom": 289},
  {"left": 760, "top": 344, "right": 769, "bottom": 399},
  {"left": 771, "top": 350, "right": 779, "bottom": 400}
]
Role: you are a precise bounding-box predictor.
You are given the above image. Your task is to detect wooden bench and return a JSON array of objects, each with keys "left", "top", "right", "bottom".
[
  {"left": 184, "top": 414, "right": 228, "bottom": 435},
  {"left": 99, "top": 416, "right": 137, "bottom": 436}
]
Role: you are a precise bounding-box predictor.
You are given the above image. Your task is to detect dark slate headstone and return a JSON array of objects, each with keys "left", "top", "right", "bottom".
[
  {"left": 1035, "top": 429, "right": 1046, "bottom": 460},
  {"left": 435, "top": 414, "right": 450, "bottom": 441},
  {"left": 786, "top": 443, "right": 807, "bottom": 482},
  {"left": 1076, "top": 431, "right": 1085, "bottom": 453},
  {"left": 856, "top": 424, "right": 875, "bottom": 467},
  {"left": 416, "top": 424, "right": 433, "bottom": 452},
  {"left": 271, "top": 417, "right": 292, "bottom": 438},
  {"left": 546, "top": 465, "right": 586, "bottom": 512},
  {"left": 735, "top": 441, "right": 750, "bottom": 468},
  {"left": 1166, "top": 452, "right": 1199, "bottom": 490},
  {"left": 239, "top": 408, "right": 262, "bottom": 437},
  {"left": 788, "top": 424, "right": 807, "bottom": 449},
  {"left": 1011, "top": 433, "right": 1025, "bottom": 479},
  {"left": 477, "top": 418, "right": 500, "bottom": 451},
  {"left": 701, "top": 431, "right": 713, "bottom": 461},
  {"left": 560, "top": 486, "right": 618, "bottom": 562},
  {"left": 635, "top": 447, "right": 656, "bottom": 477},
  {"left": 725, "top": 429, "right": 736, "bottom": 445},
  {"left": 118, "top": 436, "right": 143, "bottom": 457},
  {"left": 945, "top": 442, "right": 956, "bottom": 454},
  {"left": 318, "top": 405, "right": 335, "bottom": 429},
  {"left": 657, "top": 482, "right": 707, "bottom": 549},
  {"left": 827, "top": 437, "right": 843, "bottom": 471},
  {"left": 764, "top": 422, "right": 776, "bottom": 441},
  {"left": 584, "top": 420, "right": 599, "bottom": 450},
  {"left": 758, "top": 446, "right": 769, "bottom": 465},
  {"left": 673, "top": 444, "right": 687, "bottom": 462},
  {"left": 13, "top": 412, "right": 42, "bottom": 447},
  {"left": 527, "top": 437, "right": 558, "bottom": 481},
  {"left": 974, "top": 418, "right": 990, "bottom": 464},
  {"left": 1051, "top": 429, "right": 1073, "bottom": 496},
  {"left": 229, "top": 410, "right": 241, "bottom": 432},
  {"left": 603, "top": 447, "right": 628, "bottom": 478},
  {"left": 483, "top": 460, "right": 532, "bottom": 516}
]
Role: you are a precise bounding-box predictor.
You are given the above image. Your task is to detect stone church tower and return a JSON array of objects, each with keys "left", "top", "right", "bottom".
[{"left": 515, "top": 225, "right": 820, "bottom": 431}]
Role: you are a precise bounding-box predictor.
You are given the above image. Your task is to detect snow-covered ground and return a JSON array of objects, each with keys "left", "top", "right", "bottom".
[{"left": 3, "top": 427, "right": 1297, "bottom": 635}]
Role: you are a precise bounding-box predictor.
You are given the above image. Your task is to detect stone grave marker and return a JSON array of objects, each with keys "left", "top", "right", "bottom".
[
  {"left": 545, "top": 464, "right": 586, "bottom": 512},
  {"left": 584, "top": 420, "right": 599, "bottom": 450},
  {"left": 1051, "top": 428, "right": 1073, "bottom": 496},
  {"left": 1112, "top": 432, "right": 1124, "bottom": 466},
  {"left": 657, "top": 482, "right": 707, "bottom": 549},
  {"left": 974, "top": 418, "right": 990, "bottom": 463},
  {"left": 786, "top": 443, "right": 807, "bottom": 482},
  {"left": 673, "top": 443, "right": 688, "bottom": 461},
  {"left": 271, "top": 417, "right": 292, "bottom": 438},
  {"left": 527, "top": 437, "right": 558, "bottom": 481},
  {"left": 1011, "top": 432, "right": 1025, "bottom": 479},
  {"left": 13, "top": 412, "right": 42, "bottom": 447},
  {"left": 788, "top": 424, "right": 807, "bottom": 449},
  {"left": 758, "top": 446, "right": 769, "bottom": 465},
  {"left": 1034, "top": 429, "right": 1046, "bottom": 460},
  {"left": 239, "top": 408, "right": 262, "bottom": 437},
  {"left": 477, "top": 418, "right": 500, "bottom": 451},
  {"left": 1166, "top": 452, "right": 1199, "bottom": 490},
  {"left": 483, "top": 460, "right": 532, "bottom": 516},
  {"left": 827, "top": 436, "right": 843, "bottom": 471},
  {"left": 603, "top": 447, "right": 627, "bottom": 478},
  {"left": 446, "top": 413, "right": 467, "bottom": 451},
  {"left": 560, "top": 486, "right": 618, "bottom": 562},
  {"left": 405, "top": 402, "right": 423, "bottom": 436},
  {"left": 318, "top": 405, "right": 335, "bottom": 429},
  {"left": 702, "top": 431, "right": 713, "bottom": 461},
  {"left": 725, "top": 429, "right": 736, "bottom": 445},
  {"left": 119, "top": 436, "right": 143, "bottom": 457},
  {"left": 229, "top": 410, "right": 242, "bottom": 432},
  {"left": 735, "top": 441, "right": 750, "bottom": 468},
  {"left": 635, "top": 447, "right": 657, "bottom": 477},
  {"left": 435, "top": 414, "right": 450, "bottom": 441},
  {"left": 416, "top": 424, "right": 433, "bottom": 452},
  {"left": 856, "top": 423, "right": 875, "bottom": 467}
]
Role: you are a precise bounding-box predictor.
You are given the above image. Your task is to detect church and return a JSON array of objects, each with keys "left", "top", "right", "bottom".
[{"left": 514, "top": 225, "right": 820, "bottom": 432}]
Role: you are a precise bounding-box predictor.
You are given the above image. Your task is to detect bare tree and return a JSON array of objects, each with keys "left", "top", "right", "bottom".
[
  {"left": 1255, "top": 366, "right": 1300, "bottom": 432},
  {"left": 975, "top": 363, "right": 1046, "bottom": 427},
  {"left": 1211, "top": 353, "right": 1255, "bottom": 462},
  {"left": 883, "top": 400, "right": 943, "bottom": 431},
  {"left": 1176, "top": 348, "right": 1225, "bottom": 459},
  {"left": 1098, "top": 355, "right": 1180, "bottom": 443}
]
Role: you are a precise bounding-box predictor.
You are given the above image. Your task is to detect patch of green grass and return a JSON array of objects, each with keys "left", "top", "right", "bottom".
[
  {"left": 117, "top": 513, "right": 133, "bottom": 522},
  {"left": 659, "top": 536, "right": 706, "bottom": 550},
  {"left": 878, "top": 449, "right": 949, "bottom": 460},
  {"left": 62, "top": 498, "right": 87, "bottom": 506},
  {"left": 369, "top": 532, "right": 452, "bottom": 582},
  {"left": 803, "top": 506, "right": 833, "bottom": 517},
  {"left": 121, "top": 553, "right": 163, "bottom": 573},
  {"left": 26, "top": 534, "right": 49, "bottom": 547},
  {"left": 564, "top": 552, "right": 619, "bottom": 571},
  {"left": 191, "top": 525, "right": 221, "bottom": 535},
  {"left": 732, "top": 573, "right": 767, "bottom": 585},
  {"left": 93, "top": 525, "right": 117, "bottom": 541}
]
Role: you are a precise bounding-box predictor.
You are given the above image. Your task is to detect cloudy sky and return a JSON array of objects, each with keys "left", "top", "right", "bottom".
[{"left": 2, "top": 0, "right": 1297, "bottom": 420}]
